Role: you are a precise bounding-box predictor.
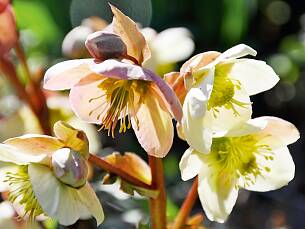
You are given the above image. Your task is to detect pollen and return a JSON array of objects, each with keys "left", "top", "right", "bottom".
[
  {"left": 207, "top": 63, "right": 249, "bottom": 117},
  {"left": 89, "top": 78, "right": 149, "bottom": 137},
  {"left": 4, "top": 165, "right": 44, "bottom": 220},
  {"left": 208, "top": 135, "right": 273, "bottom": 188}
]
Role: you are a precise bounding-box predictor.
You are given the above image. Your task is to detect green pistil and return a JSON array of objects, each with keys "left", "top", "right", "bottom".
[
  {"left": 207, "top": 63, "right": 249, "bottom": 117},
  {"left": 4, "top": 165, "right": 43, "bottom": 220},
  {"left": 208, "top": 135, "right": 273, "bottom": 188}
]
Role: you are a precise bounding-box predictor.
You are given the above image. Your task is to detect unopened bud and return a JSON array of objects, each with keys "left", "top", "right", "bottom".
[
  {"left": 52, "top": 148, "right": 88, "bottom": 188},
  {"left": 85, "top": 31, "right": 127, "bottom": 62}
]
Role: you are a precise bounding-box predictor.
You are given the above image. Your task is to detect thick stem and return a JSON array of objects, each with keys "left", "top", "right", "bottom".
[
  {"left": 172, "top": 177, "right": 198, "bottom": 229},
  {"left": 148, "top": 156, "right": 167, "bottom": 229},
  {"left": 88, "top": 154, "right": 154, "bottom": 190}
]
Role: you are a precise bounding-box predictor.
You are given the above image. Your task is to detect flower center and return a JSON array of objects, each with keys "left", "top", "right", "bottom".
[
  {"left": 207, "top": 63, "right": 249, "bottom": 117},
  {"left": 208, "top": 135, "right": 273, "bottom": 188},
  {"left": 4, "top": 165, "right": 43, "bottom": 220},
  {"left": 89, "top": 78, "right": 149, "bottom": 137}
]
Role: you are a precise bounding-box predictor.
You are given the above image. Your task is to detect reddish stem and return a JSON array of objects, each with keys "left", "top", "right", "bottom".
[
  {"left": 172, "top": 177, "right": 199, "bottom": 229},
  {"left": 88, "top": 154, "right": 154, "bottom": 190},
  {"left": 148, "top": 155, "right": 167, "bottom": 229}
]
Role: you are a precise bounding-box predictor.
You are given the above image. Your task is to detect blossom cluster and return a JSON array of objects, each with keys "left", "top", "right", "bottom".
[{"left": 0, "top": 2, "right": 300, "bottom": 227}]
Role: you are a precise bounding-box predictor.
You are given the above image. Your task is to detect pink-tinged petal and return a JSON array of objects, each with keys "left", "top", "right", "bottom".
[
  {"left": 0, "top": 6, "right": 17, "bottom": 55},
  {"left": 0, "top": 0, "right": 9, "bottom": 13},
  {"left": 69, "top": 78, "right": 109, "bottom": 124},
  {"left": 90, "top": 59, "right": 154, "bottom": 81},
  {"left": 44, "top": 59, "right": 100, "bottom": 90},
  {"left": 146, "top": 70, "right": 183, "bottom": 122},
  {"left": 131, "top": 87, "right": 174, "bottom": 158},
  {"left": 254, "top": 116, "right": 300, "bottom": 148},
  {"left": 4, "top": 134, "right": 64, "bottom": 157}
]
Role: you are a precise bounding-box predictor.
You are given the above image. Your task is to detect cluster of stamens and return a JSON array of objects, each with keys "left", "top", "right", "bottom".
[
  {"left": 88, "top": 78, "right": 149, "bottom": 137},
  {"left": 208, "top": 135, "right": 273, "bottom": 189},
  {"left": 207, "top": 63, "right": 250, "bottom": 117},
  {"left": 4, "top": 166, "right": 43, "bottom": 220}
]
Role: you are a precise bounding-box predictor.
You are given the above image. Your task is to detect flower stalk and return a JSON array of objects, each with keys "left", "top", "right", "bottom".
[
  {"left": 88, "top": 154, "right": 154, "bottom": 190},
  {"left": 173, "top": 177, "right": 198, "bottom": 229},
  {"left": 148, "top": 155, "right": 167, "bottom": 229}
]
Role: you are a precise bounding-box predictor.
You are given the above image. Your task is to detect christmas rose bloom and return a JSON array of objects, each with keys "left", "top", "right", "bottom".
[
  {"left": 0, "top": 121, "right": 104, "bottom": 226},
  {"left": 179, "top": 44, "right": 279, "bottom": 153},
  {"left": 179, "top": 116, "right": 299, "bottom": 223},
  {"left": 44, "top": 5, "right": 182, "bottom": 157}
]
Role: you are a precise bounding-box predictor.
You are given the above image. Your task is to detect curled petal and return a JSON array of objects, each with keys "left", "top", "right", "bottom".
[
  {"left": 44, "top": 59, "right": 100, "bottom": 90},
  {"left": 110, "top": 4, "right": 151, "bottom": 64},
  {"left": 29, "top": 164, "right": 103, "bottom": 226},
  {"left": 131, "top": 88, "right": 173, "bottom": 158},
  {"left": 228, "top": 59, "right": 279, "bottom": 95},
  {"left": 153, "top": 27, "right": 195, "bottom": 63},
  {"left": 179, "top": 148, "right": 202, "bottom": 181},
  {"left": 243, "top": 146, "right": 295, "bottom": 192},
  {"left": 215, "top": 44, "right": 257, "bottom": 62}
]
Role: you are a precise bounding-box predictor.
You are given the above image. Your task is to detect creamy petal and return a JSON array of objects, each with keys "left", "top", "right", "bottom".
[
  {"left": 228, "top": 59, "right": 279, "bottom": 95},
  {"left": 153, "top": 28, "right": 194, "bottom": 63},
  {"left": 44, "top": 59, "right": 98, "bottom": 90},
  {"left": 28, "top": 164, "right": 93, "bottom": 226},
  {"left": 198, "top": 169, "right": 239, "bottom": 223},
  {"left": 216, "top": 44, "right": 257, "bottom": 62},
  {"left": 131, "top": 88, "right": 173, "bottom": 158},
  {"left": 182, "top": 88, "right": 213, "bottom": 153},
  {"left": 243, "top": 146, "right": 295, "bottom": 192},
  {"left": 69, "top": 79, "right": 109, "bottom": 124},
  {"left": 254, "top": 116, "right": 300, "bottom": 148},
  {"left": 179, "top": 148, "right": 202, "bottom": 181},
  {"left": 77, "top": 183, "right": 104, "bottom": 225}
]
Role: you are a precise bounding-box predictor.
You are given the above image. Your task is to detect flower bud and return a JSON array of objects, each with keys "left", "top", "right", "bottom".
[
  {"left": 0, "top": 5, "right": 17, "bottom": 55},
  {"left": 85, "top": 31, "right": 127, "bottom": 62},
  {"left": 0, "top": 0, "right": 9, "bottom": 13},
  {"left": 52, "top": 148, "right": 88, "bottom": 188}
]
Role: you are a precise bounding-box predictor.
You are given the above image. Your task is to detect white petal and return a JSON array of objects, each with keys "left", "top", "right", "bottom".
[
  {"left": 216, "top": 44, "right": 257, "bottom": 62},
  {"left": 243, "top": 146, "right": 295, "bottom": 192},
  {"left": 182, "top": 89, "right": 213, "bottom": 153},
  {"left": 153, "top": 28, "right": 195, "bottom": 63},
  {"left": 28, "top": 164, "right": 92, "bottom": 226},
  {"left": 0, "top": 144, "right": 46, "bottom": 165},
  {"left": 179, "top": 148, "right": 202, "bottom": 181},
  {"left": 198, "top": 170, "right": 239, "bottom": 223},
  {"left": 77, "top": 183, "right": 104, "bottom": 225},
  {"left": 141, "top": 27, "right": 157, "bottom": 43},
  {"left": 44, "top": 59, "right": 97, "bottom": 90},
  {"left": 255, "top": 116, "right": 300, "bottom": 148},
  {"left": 228, "top": 59, "right": 279, "bottom": 95},
  {"left": 204, "top": 86, "right": 252, "bottom": 132}
]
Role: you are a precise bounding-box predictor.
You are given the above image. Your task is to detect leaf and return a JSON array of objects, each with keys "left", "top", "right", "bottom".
[
  {"left": 104, "top": 152, "right": 152, "bottom": 185},
  {"left": 110, "top": 4, "right": 151, "bottom": 64}
]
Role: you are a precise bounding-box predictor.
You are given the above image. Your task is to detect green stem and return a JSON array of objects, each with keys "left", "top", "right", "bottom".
[
  {"left": 172, "top": 177, "right": 198, "bottom": 229},
  {"left": 148, "top": 155, "right": 167, "bottom": 229}
]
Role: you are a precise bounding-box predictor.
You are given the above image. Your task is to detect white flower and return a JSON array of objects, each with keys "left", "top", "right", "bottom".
[
  {"left": 180, "top": 116, "right": 299, "bottom": 223},
  {"left": 182, "top": 44, "right": 280, "bottom": 153},
  {"left": 141, "top": 27, "right": 195, "bottom": 72},
  {"left": 0, "top": 121, "right": 104, "bottom": 226}
]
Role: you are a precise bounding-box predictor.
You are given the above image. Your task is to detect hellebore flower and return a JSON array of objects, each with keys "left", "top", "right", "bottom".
[
  {"left": 180, "top": 44, "right": 279, "bottom": 153},
  {"left": 179, "top": 116, "right": 299, "bottom": 223},
  {"left": 141, "top": 27, "right": 194, "bottom": 74},
  {"left": 44, "top": 5, "right": 182, "bottom": 157},
  {"left": 0, "top": 1, "right": 17, "bottom": 55},
  {"left": 0, "top": 121, "right": 104, "bottom": 226}
]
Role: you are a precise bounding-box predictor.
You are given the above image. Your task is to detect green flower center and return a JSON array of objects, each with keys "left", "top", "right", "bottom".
[
  {"left": 207, "top": 63, "right": 249, "bottom": 117},
  {"left": 89, "top": 78, "right": 150, "bottom": 137},
  {"left": 208, "top": 135, "right": 273, "bottom": 188},
  {"left": 4, "top": 165, "right": 43, "bottom": 220}
]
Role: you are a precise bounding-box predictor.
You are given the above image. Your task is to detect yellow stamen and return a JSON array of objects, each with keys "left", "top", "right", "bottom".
[
  {"left": 207, "top": 63, "right": 250, "bottom": 117},
  {"left": 4, "top": 166, "right": 43, "bottom": 220},
  {"left": 89, "top": 78, "right": 149, "bottom": 137}
]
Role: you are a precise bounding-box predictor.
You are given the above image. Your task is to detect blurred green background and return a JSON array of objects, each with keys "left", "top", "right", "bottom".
[{"left": 3, "top": 0, "right": 305, "bottom": 228}]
